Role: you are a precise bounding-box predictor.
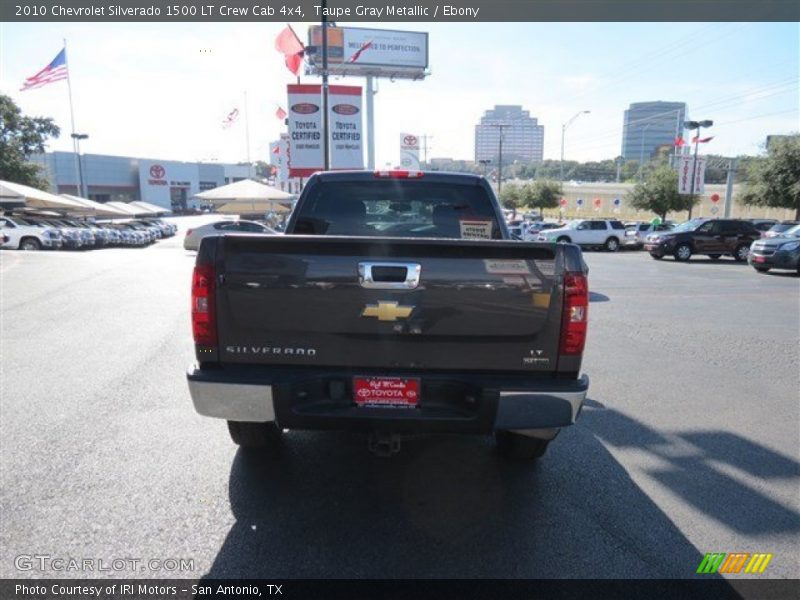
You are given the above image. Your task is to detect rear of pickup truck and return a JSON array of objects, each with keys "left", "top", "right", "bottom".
[{"left": 187, "top": 171, "right": 589, "bottom": 459}]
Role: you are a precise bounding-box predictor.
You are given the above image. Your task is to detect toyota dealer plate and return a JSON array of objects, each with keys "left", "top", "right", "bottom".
[{"left": 353, "top": 377, "right": 420, "bottom": 408}]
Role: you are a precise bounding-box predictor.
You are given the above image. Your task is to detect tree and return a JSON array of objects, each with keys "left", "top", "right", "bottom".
[
  {"left": 523, "top": 180, "right": 562, "bottom": 210},
  {"left": 740, "top": 135, "right": 800, "bottom": 220},
  {"left": 0, "top": 94, "right": 60, "bottom": 188},
  {"left": 628, "top": 165, "right": 698, "bottom": 220},
  {"left": 499, "top": 184, "right": 523, "bottom": 216}
]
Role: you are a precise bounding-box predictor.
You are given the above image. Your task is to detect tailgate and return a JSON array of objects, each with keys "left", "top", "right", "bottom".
[{"left": 214, "top": 235, "right": 565, "bottom": 373}]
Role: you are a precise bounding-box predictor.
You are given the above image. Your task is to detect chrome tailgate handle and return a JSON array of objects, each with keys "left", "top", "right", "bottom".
[{"left": 358, "top": 262, "right": 421, "bottom": 289}]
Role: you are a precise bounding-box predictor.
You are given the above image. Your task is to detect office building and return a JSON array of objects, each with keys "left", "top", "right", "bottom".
[
  {"left": 621, "top": 101, "right": 687, "bottom": 162},
  {"left": 475, "top": 105, "right": 544, "bottom": 164}
]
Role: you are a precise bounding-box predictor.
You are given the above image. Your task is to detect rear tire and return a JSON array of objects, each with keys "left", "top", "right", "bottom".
[
  {"left": 495, "top": 430, "right": 550, "bottom": 461},
  {"left": 19, "top": 237, "right": 41, "bottom": 251},
  {"left": 734, "top": 244, "right": 750, "bottom": 262},
  {"left": 674, "top": 243, "right": 692, "bottom": 262},
  {"left": 604, "top": 237, "right": 620, "bottom": 252},
  {"left": 556, "top": 236, "right": 571, "bottom": 244},
  {"left": 227, "top": 421, "right": 283, "bottom": 452}
]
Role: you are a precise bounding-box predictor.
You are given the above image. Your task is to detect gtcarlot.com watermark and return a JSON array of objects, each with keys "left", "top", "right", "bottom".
[{"left": 15, "top": 554, "right": 195, "bottom": 573}]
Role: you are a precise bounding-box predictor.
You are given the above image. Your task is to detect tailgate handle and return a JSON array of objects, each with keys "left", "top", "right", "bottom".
[{"left": 358, "top": 262, "right": 421, "bottom": 289}]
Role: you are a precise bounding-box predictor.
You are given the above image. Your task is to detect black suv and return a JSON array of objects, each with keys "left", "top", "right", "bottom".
[{"left": 643, "top": 218, "right": 761, "bottom": 262}]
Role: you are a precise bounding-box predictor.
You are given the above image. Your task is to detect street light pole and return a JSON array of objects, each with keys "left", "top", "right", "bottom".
[
  {"left": 560, "top": 110, "right": 590, "bottom": 182},
  {"left": 321, "top": 0, "right": 330, "bottom": 170},
  {"left": 638, "top": 123, "right": 652, "bottom": 182}
]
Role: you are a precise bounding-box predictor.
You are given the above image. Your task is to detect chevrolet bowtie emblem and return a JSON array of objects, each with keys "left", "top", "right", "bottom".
[{"left": 362, "top": 301, "right": 414, "bottom": 321}]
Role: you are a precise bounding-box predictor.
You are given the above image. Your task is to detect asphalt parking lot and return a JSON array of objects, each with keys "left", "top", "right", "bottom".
[{"left": 1, "top": 218, "right": 798, "bottom": 580}]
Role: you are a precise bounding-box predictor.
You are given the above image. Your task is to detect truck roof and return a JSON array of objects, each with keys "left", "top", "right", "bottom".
[{"left": 311, "top": 170, "right": 488, "bottom": 186}]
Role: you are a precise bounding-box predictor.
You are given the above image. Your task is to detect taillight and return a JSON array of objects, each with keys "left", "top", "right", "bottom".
[
  {"left": 373, "top": 170, "right": 424, "bottom": 178},
  {"left": 559, "top": 272, "right": 588, "bottom": 355},
  {"left": 191, "top": 263, "right": 217, "bottom": 346},
  {"left": 186, "top": 229, "right": 193, "bottom": 236}
]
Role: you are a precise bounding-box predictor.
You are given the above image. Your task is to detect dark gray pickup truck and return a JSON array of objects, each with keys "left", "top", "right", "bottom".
[{"left": 187, "top": 171, "right": 589, "bottom": 460}]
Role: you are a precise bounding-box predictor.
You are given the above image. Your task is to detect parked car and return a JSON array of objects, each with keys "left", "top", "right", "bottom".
[
  {"left": 44, "top": 218, "right": 95, "bottom": 249},
  {"left": 186, "top": 170, "right": 589, "bottom": 461},
  {"left": 183, "top": 219, "right": 277, "bottom": 250},
  {"left": 524, "top": 222, "right": 560, "bottom": 240},
  {"left": 623, "top": 222, "right": 674, "bottom": 249},
  {"left": 644, "top": 218, "right": 761, "bottom": 262},
  {"left": 538, "top": 219, "right": 627, "bottom": 251},
  {"left": 0, "top": 216, "right": 63, "bottom": 250},
  {"left": 746, "top": 218, "right": 778, "bottom": 237},
  {"left": 748, "top": 223, "right": 800, "bottom": 274},
  {"left": 764, "top": 221, "right": 799, "bottom": 239},
  {"left": 141, "top": 218, "right": 176, "bottom": 237}
]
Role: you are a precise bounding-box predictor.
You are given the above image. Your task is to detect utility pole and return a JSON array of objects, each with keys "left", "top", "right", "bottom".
[
  {"left": 723, "top": 158, "right": 738, "bottom": 218},
  {"left": 490, "top": 124, "right": 507, "bottom": 193},
  {"left": 419, "top": 134, "right": 433, "bottom": 167},
  {"left": 70, "top": 133, "right": 88, "bottom": 197},
  {"left": 560, "top": 110, "right": 590, "bottom": 182},
  {"left": 321, "top": 0, "right": 330, "bottom": 170}
]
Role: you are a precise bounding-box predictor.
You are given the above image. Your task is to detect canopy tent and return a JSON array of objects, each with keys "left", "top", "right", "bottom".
[
  {"left": 61, "top": 195, "right": 131, "bottom": 217},
  {"left": 0, "top": 179, "right": 86, "bottom": 212},
  {"left": 194, "top": 179, "right": 295, "bottom": 212},
  {"left": 129, "top": 201, "right": 170, "bottom": 215},
  {"left": 216, "top": 201, "right": 291, "bottom": 215},
  {"left": 104, "top": 201, "right": 151, "bottom": 216}
]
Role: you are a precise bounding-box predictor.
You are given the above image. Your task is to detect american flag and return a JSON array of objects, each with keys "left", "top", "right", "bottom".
[{"left": 21, "top": 48, "right": 68, "bottom": 91}]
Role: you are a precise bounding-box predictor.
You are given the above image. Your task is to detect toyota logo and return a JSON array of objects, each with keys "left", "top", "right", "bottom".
[
  {"left": 404, "top": 135, "right": 418, "bottom": 146},
  {"left": 291, "top": 103, "right": 319, "bottom": 114},
  {"left": 332, "top": 104, "right": 359, "bottom": 115},
  {"left": 150, "top": 164, "right": 165, "bottom": 179}
]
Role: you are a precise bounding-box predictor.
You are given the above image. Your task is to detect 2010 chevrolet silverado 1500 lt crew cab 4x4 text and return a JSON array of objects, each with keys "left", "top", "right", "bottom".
[{"left": 186, "top": 171, "right": 590, "bottom": 460}]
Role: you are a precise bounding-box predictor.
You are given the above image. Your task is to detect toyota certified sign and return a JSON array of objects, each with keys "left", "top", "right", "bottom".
[
  {"left": 149, "top": 164, "right": 165, "bottom": 179},
  {"left": 400, "top": 132, "right": 420, "bottom": 170},
  {"left": 404, "top": 135, "right": 418, "bottom": 146}
]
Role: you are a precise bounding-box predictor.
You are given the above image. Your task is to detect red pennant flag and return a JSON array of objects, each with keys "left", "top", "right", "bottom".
[
  {"left": 284, "top": 53, "right": 303, "bottom": 76},
  {"left": 272, "top": 146, "right": 280, "bottom": 155},
  {"left": 275, "top": 25, "right": 304, "bottom": 76},
  {"left": 674, "top": 136, "right": 685, "bottom": 147},
  {"left": 691, "top": 136, "right": 714, "bottom": 143},
  {"left": 275, "top": 106, "right": 287, "bottom": 120}
]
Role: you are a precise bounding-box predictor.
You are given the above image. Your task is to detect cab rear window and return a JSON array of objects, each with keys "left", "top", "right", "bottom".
[{"left": 292, "top": 181, "right": 502, "bottom": 239}]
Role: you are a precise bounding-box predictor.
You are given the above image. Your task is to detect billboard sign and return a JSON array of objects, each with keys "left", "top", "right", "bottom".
[
  {"left": 287, "top": 84, "right": 364, "bottom": 177},
  {"left": 400, "top": 133, "right": 420, "bottom": 170},
  {"left": 308, "top": 26, "right": 428, "bottom": 79}
]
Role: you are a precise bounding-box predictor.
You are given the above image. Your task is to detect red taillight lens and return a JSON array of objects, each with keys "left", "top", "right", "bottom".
[
  {"left": 373, "top": 170, "right": 424, "bottom": 178},
  {"left": 186, "top": 229, "right": 193, "bottom": 236},
  {"left": 191, "top": 263, "right": 217, "bottom": 346},
  {"left": 559, "top": 272, "right": 588, "bottom": 355}
]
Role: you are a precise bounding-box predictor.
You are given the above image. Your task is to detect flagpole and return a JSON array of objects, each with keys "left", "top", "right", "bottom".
[
  {"left": 63, "top": 39, "right": 82, "bottom": 197},
  {"left": 244, "top": 90, "right": 252, "bottom": 178}
]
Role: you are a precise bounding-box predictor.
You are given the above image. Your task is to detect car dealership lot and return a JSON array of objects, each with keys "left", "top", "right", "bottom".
[{"left": 1, "top": 229, "right": 798, "bottom": 579}]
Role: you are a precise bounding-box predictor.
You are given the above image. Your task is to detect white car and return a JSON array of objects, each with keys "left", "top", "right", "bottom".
[
  {"left": 0, "top": 216, "right": 63, "bottom": 250},
  {"left": 183, "top": 219, "right": 277, "bottom": 251},
  {"left": 537, "top": 219, "right": 627, "bottom": 251}
]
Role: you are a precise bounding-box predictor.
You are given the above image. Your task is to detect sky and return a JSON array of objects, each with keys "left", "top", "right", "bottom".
[{"left": 1, "top": 21, "right": 797, "bottom": 168}]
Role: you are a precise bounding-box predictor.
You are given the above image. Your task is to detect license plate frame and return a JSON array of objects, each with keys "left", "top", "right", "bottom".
[{"left": 353, "top": 376, "right": 420, "bottom": 408}]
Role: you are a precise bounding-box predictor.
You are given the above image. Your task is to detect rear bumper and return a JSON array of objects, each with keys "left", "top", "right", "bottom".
[{"left": 187, "top": 365, "right": 589, "bottom": 433}]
